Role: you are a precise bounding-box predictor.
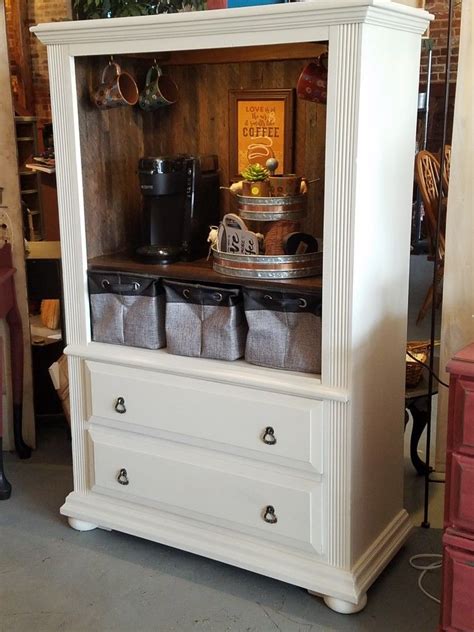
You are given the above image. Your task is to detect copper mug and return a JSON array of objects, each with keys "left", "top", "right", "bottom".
[
  {"left": 139, "top": 64, "right": 178, "bottom": 111},
  {"left": 92, "top": 62, "right": 139, "bottom": 110},
  {"left": 296, "top": 53, "right": 328, "bottom": 105}
]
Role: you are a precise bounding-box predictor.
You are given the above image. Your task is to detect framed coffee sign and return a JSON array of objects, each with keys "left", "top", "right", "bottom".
[{"left": 229, "top": 89, "right": 294, "bottom": 179}]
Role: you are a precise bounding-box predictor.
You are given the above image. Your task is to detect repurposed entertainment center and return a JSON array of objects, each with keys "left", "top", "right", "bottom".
[{"left": 33, "top": 1, "right": 431, "bottom": 613}]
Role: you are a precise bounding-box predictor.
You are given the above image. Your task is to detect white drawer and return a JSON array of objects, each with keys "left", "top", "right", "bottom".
[
  {"left": 89, "top": 426, "right": 322, "bottom": 553},
  {"left": 85, "top": 361, "right": 323, "bottom": 473}
]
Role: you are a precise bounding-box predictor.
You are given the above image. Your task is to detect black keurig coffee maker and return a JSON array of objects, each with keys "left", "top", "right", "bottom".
[{"left": 137, "top": 154, "right": 219, "bottom": 263}]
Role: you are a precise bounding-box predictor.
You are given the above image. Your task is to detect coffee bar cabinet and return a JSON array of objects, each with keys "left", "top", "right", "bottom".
[{"left": 33, "top": 2, "right": 431, "bottom": 613}]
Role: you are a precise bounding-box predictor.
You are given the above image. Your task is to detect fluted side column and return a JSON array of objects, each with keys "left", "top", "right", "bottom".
[
  {"left": 46, "top": 45, "right": 90, "bottom": 347},
  {"left": 322, "top": 23, "right": 362, "bottom": 570},
  {"left": 47, "top": 45, "right": 90, "bottom": 493}
]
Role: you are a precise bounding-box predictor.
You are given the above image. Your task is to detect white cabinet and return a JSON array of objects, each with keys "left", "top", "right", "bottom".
[{"left": 33, "top": 1, "right": 431, "bottom": 614}]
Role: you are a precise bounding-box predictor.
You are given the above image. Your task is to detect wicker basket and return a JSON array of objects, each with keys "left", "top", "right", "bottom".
[{"left": 405, "top": 340, "right": 430, "bottom": 388}]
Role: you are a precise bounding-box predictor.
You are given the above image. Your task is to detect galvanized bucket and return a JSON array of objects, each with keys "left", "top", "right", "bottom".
[
  {"left": 212, "top": 247, "right": 322, "bottom": 279},
  {"left": 235, "top": 193, "right": 308, "bottom": 222}
]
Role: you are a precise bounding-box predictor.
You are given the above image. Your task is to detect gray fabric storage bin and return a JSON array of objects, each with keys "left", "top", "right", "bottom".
[
  {"left": 163, "top": 280, "right": 247, "bottom": 361},
  {"left": 243, "top": 288, "right": 322, "bottom": 374},
  {"left": 88, "top": 271, "right": 165, "bottom": 349}
]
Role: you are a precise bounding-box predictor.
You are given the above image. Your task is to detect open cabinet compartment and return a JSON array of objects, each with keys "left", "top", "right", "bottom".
[{"left": 78, "top": 43, "right": 327, "bottom": 376}]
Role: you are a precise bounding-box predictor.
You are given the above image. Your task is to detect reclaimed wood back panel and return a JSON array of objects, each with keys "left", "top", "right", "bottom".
[
  {"left": 76, "top": 49, "right": 326, "bottom": 259},
  {"left": 76, "top": 56, "right": 148, "bottom": 259}
]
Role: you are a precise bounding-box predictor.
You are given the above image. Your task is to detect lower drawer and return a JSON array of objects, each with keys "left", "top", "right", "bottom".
[
  {"left": 89, "top": 426, "right": 323, "bottom": 553},
  {"left": 86, "top": 360, "right": 323, "bottom": 472},
  {"left": 442, "top": 532, "right": 474, "bottom": 631}
]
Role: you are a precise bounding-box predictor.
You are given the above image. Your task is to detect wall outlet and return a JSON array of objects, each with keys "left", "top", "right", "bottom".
[{"left": 0, "top": 209, "right": 13, "bottom": 246}]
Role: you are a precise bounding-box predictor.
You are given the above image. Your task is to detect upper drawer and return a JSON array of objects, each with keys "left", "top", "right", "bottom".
[
  {"left": 451, "top": 377, "right": 474, "bottom": 456},
  {"left": 85, "top": 361, "right": 323, "bottom": 473}
]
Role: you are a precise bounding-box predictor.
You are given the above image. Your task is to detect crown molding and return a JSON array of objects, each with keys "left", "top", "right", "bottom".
[{"left": 32, "top": 1, "right": 432, "bottom": 52}]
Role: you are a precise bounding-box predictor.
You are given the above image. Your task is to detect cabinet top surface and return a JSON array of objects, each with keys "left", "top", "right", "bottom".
[
  {"left": 32, "top": 1, "right": 432, "bottom": 48},
  {"left": 447, "top": 343, "right": 474, "bottom": 376}
]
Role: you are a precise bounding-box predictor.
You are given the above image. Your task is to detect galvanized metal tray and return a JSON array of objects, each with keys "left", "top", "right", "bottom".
[
  {"left": 211, "top": 247, "right": 322, "bottom": 279},
  {"left": 235, "top": 193, "right": 308, "bottom": 222}
]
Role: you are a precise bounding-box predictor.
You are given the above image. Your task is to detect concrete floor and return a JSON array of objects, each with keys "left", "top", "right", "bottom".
[
  {"left": 0, "top": 253, "right": 444, "bottom": 632},
  {"left": 1, "top": 421, "right": 442, "bottom": 632}
]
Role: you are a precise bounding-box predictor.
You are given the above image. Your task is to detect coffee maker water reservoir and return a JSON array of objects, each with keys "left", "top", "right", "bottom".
[{"left": 137, "top": 155, "right": 219, "bottom": 264}]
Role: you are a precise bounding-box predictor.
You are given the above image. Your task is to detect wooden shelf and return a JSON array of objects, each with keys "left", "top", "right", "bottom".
[{"left": 89, "top": 252, "right": 323, "bottom": 295}]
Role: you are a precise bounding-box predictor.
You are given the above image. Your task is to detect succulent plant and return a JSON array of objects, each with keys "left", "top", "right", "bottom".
[
  {"left": 241, "top": 163, "right": 269, "bottom": 182},
  {"left": 73, "top": 0, "right": 205, "bottom": 19}
]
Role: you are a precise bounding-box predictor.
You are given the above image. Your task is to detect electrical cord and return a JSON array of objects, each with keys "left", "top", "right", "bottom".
[
  {"left": 409, "top": 554, "right": 442, "bottom": 604},
  {"left": 406, "top": 350, "right": 450, "bottom": 389}
]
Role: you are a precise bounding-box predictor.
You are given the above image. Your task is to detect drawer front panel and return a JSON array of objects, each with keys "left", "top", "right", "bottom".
[
  {"left": 89, "top": 427, "right": 322, "bottom": 552},
  {"left": 442, "top": 542, "right": 474, "bottom": 631},
  {"left": 453, "top": 378, "right": 474, "bottom": 455},
  {"left": 449, "top": 454, "right": 474, "bottom": 533},
  {"left": 86, "top": 361, "right": 322, "bottom": 472}
]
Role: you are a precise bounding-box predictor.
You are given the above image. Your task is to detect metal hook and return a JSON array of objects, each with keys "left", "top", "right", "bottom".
[{"left": 109, "top": 55, "right": 114, "bottom": 65}]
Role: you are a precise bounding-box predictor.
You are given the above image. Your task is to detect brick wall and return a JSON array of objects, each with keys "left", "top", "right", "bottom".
[
  {"left": 4, "top": 1, "right": 15, "bottom": 55},
  {"left": 419, "top": 0, "right": 462, "bottom": 151},
  {"left": 420, "top": 0, "right": 462, "bottom": 85},
  {"left": 27, "top": 0, "right": 72, "bottom": 127},
  {"left": 4, "top": 0, "right": 18, "bottom": 103}
]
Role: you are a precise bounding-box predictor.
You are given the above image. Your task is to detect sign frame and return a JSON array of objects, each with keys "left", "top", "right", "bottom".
[{"left": 229, "top": 89, "right": 294, "bottom": 179}]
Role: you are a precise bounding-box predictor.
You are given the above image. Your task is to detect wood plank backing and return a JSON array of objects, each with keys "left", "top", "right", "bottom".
[
  {"left": 142, "top": 57, "right": 326, "bottom": 234},
  {"left": 76, "top": 56, "right": 148, "bottom": 259},
  {"left": 76, "top": 49, "right": 326, "bottom": 259}
]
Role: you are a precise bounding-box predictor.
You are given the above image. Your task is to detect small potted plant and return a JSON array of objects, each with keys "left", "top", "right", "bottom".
[{"left": 241, "top": 163, "right": 270, "bottom": 197}]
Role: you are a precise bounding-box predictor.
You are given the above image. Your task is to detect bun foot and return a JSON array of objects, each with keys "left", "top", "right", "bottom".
[
  {"left": 308, "top": 590, "right": 368, "bottom": 614},
  {"left": 324, "top": 594, "right": 367, "bottom": 614},
  {"left": 68, "top": 517, "right": 98, "bottom": 531}
]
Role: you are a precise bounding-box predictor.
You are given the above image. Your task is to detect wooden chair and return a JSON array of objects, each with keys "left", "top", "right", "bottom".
[
  {"left": 442, "top": 144, "right": 451, "bottom": 192},
  {"left": 414, "top": 150, "right": 448, "bottom": 324}
]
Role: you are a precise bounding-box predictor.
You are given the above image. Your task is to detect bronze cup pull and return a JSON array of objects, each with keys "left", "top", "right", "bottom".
[
  {"left": 114, "top": 397, "right": 126, "bottom": 414},
  {"left": 262, "top": 426, "right": 277, "bottom": 445},
  {"left": 117, "top": 468, "right": 129, "bottom": 486},
  {"left": 263, "top": 505, "right": 278, "bottom": 524}
]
